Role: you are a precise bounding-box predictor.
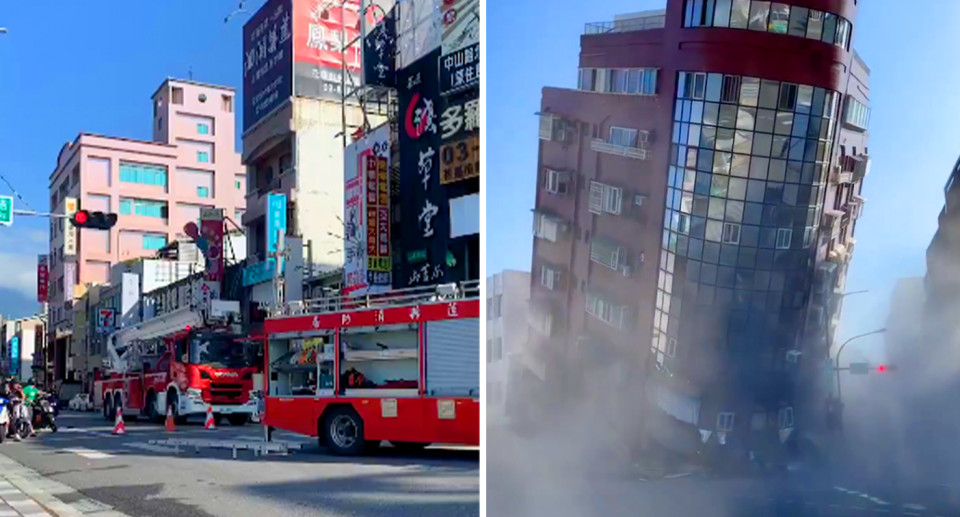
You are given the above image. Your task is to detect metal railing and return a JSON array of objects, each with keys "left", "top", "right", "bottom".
[
  {"left": 590, "top": 139, "right": 649, "bottom": 160},
  {"left": 280, "top": 280, "right": 481, "bottom": 316},
  {"left": 584, "top": 15, "right": 665, "bottom": 35}
]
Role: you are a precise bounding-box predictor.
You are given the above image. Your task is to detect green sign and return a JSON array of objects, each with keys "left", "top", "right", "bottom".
[
  {"left": 406, "top": 249, "right": 427, "bottom": 263},
  {"left": 0, "top": 196, "right": 13, "bottom": 226}
]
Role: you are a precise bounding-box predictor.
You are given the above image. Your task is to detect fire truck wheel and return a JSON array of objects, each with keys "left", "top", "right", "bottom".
[
  {"left": 168, "top": 392, "right": 188, "bottom": 425},
  {"left": 144, "top": 393, "right": 158, "bottom": 422},
  {"left": 391, "top": 441, "right": 431, "bottom": 452},
  {"left": 323, "top": 407, "right": 367, "bottom": 456},
  {"left": 103, "top": 398, "right": 113, "bottom": 421}
]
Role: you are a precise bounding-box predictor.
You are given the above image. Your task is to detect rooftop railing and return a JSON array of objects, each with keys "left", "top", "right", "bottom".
[{"left": 584, "top": 15, "right": 665, "bottom": 35}]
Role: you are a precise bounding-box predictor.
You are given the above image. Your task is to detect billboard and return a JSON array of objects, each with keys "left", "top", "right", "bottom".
[
  {"left": 398, "top": 48, "right": 447, "bottom": 288},
  {"left": 242, "top": 0, "right": 294, "bottom": 132},
  {"left": 441, "top": 0, "right": 479, "bottom": 54},
  {"left": 37, "top": 255, "right": 48, "bottom": 303},
  {"left": 362, "top": 6, "right": 397, "bottom": 88},
  {"left": 63, "top": 197, "right": 78, "bottom": 256},
  {"left": 266, "top": 192, "right": 288, "bottom": 267},
  {"left": 200, "top": 208, "right": 225, "bottom": 283},
  {"left": 343, "top": 124, "right": 391, "bottom": 294},
  {"left": 440, "top": 92, "right": 480, "bottom": 185},
  {"left": 9, "top": 336, "right": 19, "bottom": 377},
  {"left": 293, "top": 0, "right": 362, "bottom": 100},
  {"left": 397, "top": 0, "right": 442, "bottom": 69}
]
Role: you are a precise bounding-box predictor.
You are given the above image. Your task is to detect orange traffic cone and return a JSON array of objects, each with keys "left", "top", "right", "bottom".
[
  {"left": 164, "top": 406, "right": 176, "bottom": 433},
  {"left": 112, "top": 407, "right": 126, "bottom": 435},
  {"left": 204, "top": 406, "right": 216, "bottom": 430}
]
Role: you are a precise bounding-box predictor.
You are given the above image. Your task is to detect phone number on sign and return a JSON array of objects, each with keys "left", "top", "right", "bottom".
[{"left": 440, "top": 135, "right": 480, "bottom": 185}]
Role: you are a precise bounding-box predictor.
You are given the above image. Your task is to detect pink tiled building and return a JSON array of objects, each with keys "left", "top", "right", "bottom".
[{"left": 47, "top": 79, "right": 246, "bottom": 378}]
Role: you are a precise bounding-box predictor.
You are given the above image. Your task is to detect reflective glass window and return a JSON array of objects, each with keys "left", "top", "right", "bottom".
[
  {"left": 730, "top": 0, "right": 750, "bottom": 28},
  {"left": 787, "top": 6, "right": 808, "bottom": 36},
  {"left": 748, "top": 1, "right": 770, "bottom": 31}
]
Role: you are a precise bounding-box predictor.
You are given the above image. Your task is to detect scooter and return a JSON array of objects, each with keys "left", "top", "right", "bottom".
[
  {"left": 7, "top": 398, "right": 30, "bottom": 441},
  {"left": 0, "top": 396, "right": 9, "bottom": 444},
  {"left": 31, "top": 398, "right": 57, "bottom": 433}
]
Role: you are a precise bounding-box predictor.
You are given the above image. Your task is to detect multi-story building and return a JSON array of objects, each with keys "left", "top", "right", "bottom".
[
  {"left": 47, "top": 78, "right": 246, "bottom": 384},
  {"left": 529, "top": 1, "right": 870, "bottom": 459},
  {"left": 485, "top": 270, "right": 531, "bottom": 422},
  {"left": 1, "top": 315, "right": 45, "bottom": 383}
]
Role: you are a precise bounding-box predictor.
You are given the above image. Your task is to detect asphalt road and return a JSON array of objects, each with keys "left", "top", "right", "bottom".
[{"left": 0, "top": 411, "right": 479, "bottom": 517}]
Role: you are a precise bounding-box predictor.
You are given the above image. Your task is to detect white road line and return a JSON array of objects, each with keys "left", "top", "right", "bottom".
[
  {"left": 0, "top": 510, "right": 18, "bottom": 517},
  {"left": 123, "top": 443, "right": 178, "bottom": 454},
  {"left": 904, "top": 504, "right": 927, "bottom": 511},
  {"left": 62, "top": 447, "right": 114, "bottom": 460},
  {"left": 870, "top": 497, "right": 890, "bottom": 505},
  {"left": 834, "top": 487, "right": 850, "bottom": 493}
]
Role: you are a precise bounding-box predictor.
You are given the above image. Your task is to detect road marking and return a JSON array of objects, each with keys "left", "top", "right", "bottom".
[
  {"left": 62, "top": 447, "right": 114, "bottom": 460},
  {"left": 0, "top": 511, "right": 18, "bottom": 517},
  {"left": 904, "top": 504, "right": 927, "bottom": 511},
  {"left": 870, "top": 497, "right": 890, "bottom": 505},
  {"left": 834, "top": 487, "right": 851, "bottom": 493},
  {"left": 123, "top": 443, "right": 178, "bottom": 454}
]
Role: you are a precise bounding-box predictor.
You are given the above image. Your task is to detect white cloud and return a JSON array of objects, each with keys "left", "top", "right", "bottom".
[{"left": 0, "top": 251, "right": 39, "bottom": 299}]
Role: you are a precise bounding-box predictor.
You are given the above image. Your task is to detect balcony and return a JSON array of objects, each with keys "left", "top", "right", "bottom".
[
  {"left": 584, "top": 12, "right": 665, "bottom": 35},
  {"left": 591, "top": 138, "right": 649, "bottom": 160},
  {"left": 532, "top": 210, "right": 570, "bottom": 243},
  {"left": 820, "top": 208, "right": 844, "bottom": 236}
]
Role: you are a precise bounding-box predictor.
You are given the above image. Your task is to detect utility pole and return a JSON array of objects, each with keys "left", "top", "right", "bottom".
[{"left": 834, "top": 328, "right": 887, "bottom": 403}]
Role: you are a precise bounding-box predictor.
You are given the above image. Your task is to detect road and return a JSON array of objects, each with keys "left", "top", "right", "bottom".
[
  {"left": 487, "top": 420, "right": 960, "bottom": 517},
  {"left": 0, "top": 411, "right": 479, "bottom": 517}
]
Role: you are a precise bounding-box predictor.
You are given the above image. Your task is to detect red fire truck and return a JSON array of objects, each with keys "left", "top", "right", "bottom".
[
  {"left": 261, "top": 281, "right": 480, "bottom": 455},
  {"left": 94, "top": 305, "right": 261, "bottom": 425}
]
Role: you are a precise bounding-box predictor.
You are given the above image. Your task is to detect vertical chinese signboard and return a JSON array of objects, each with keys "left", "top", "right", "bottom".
[
  {"left": 9, "top": 336, "right": 19, "bottom": 377},
  {"left": 343, "top": 124, "right": 391, "bottom": 294},
  {"left": 266, "top": 193, "right": 288, "bottom": 269},
  {"left": 363, "top": 6, "right": 397, "bottom": 88},
  {"left": 37, "top": 255, "right": 49, "bottom": 303},
  {"left": 63, "top": 262, "right": 77, "bottom": 304},
  {"left": 63, "top": 197, "right": 78, "bottom": 257},
  {"left": 398, "top": 48, "right": 446, "bottom": 288},
  {"left": 242, "top": 0, "right": 293, "bottom": 133},
  {"left": 200, "top": 208, "right": 225, "bottom": 283},
  {"left": 293, "top": 0, "right": 362, "bottom": 100}
]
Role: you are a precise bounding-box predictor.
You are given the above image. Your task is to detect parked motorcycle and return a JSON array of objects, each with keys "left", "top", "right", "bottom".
[
  {"left": 0, "top": 395, "right": 10, "bottom": 444},
  {"left": 31, "top": 398, "right": 57, "bottom": 433},
  {"left": 7, "top": 398, "right": 30, "bottom": 440}
]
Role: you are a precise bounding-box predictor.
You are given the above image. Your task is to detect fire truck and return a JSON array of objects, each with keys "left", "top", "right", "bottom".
[
  {"left": 261, "top": 281, "right": 480, "bottom": 455},
  {"left": 94, "top": 305, "right": 261, "bottom": 425}
]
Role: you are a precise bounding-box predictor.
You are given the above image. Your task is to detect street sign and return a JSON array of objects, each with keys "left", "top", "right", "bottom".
[
  {"left": 97, "top": 308, "right": 115, "bottom": 335},
  {"left": 0, "top": 196, "right": 13, "bottom": 226},
  {"left": 849, "top": 362, "right": 870, "bottom": 374}
]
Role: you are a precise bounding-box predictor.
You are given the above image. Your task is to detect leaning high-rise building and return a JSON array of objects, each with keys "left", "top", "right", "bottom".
[{"left": 527, "top": 1, "right": 870, "bottom": 457}]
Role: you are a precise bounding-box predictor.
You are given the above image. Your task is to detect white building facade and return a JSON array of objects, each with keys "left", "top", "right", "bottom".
[{"left": 486, "top": 270, "right": 530, "bottom": 422}]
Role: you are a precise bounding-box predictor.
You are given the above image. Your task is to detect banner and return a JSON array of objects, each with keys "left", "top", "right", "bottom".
[
  {"left": 362, "top": 6, "right": 397, "bottom": 88},
  {"left": 343, "top": 124, "right": 391, "bottom": 294},
  {"left": 63, "top": 197, "right": 78, "bottom": 256},
  {"left": 439, "top": 42, "right": 479, "bottom": 95},
  {"left": 441, "top": 0, "right": 479, "bottom": 54},
  {"left": 63, "top": 262, "right": 76, "bottom": 303},
  {"left": 242, "top": 0, "right": 294, "bottom": 132},
  {"left": 398, "top": 49, "right": 447, "bottom": 288},
  {"left": 293, "top": 0, "right": 362, "bottom": 100},
  {"left": 266, "top": 193, "right": 288, "bottom": 268},
  {"left": 200, "top": 208, "right": 225, "bottom": 283},
  {"left": 9, "top": 336, "right": 19, "bottom": 377},
  {"left": 37, "top": 255, "right": 49, "bottom": 303}
]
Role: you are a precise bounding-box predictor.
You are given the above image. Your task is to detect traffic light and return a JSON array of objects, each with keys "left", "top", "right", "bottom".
[
  {"left": 877, "top": 364, "right": 898, "bottom": 373},
  {"left": 70, "top": 210, "right": 117, "bottom": 230}
]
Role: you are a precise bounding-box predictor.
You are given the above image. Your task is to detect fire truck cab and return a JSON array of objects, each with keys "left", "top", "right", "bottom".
[
  {"left": 95, "top": 306, "right": 261, "bottom": 425},
  {"left": 262, "top": 281, "right": 480, "bottom": 455}
]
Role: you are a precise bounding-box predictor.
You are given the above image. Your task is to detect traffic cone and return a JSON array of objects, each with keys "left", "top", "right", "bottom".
[
  {"left": 204, "top": 406, "right": 216, "bottom": 430},
  {"left": 164, "top": 406, "right": 176, "bottom": 433},
  {"left": 112, "top": 407, "right": 126, "bottom": 435}
]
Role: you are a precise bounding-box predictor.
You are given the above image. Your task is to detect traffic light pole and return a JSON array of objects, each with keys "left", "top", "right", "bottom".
[{"left": 12, "top": 209, "right": 68, "bottom": 218}]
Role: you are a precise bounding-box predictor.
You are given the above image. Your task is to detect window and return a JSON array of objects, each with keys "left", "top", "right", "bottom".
[
  {"left": 120, "top": 198, "right": 166, "bottom": 218},
  {"left": 721, "top": 222, "right": 741, "bottom": 244},
  {"left": 729, "top": 0, "right": 749, "bottom": 28},
  {"left": 197, "top": 186, "right": 210, "bottom": 198},
  {"left": 720, "top": 75, "right": 740, "bottom": 103},
  {"left": 533, "top": 213, "right": 562, "bottom": 242},
  {"left": 666, "top": 337, "right": 678, "bottom": 358},
  {"left": 197, "top": 151, "right": 210, "bottom": 163},
  {"left": 578, "top": 68, "right": 596, "bottom": 91},
  {"left": 539, "top": 114, "right": 565, "bottom": 142},
  {"left": 172, "top": 86, "right": 184, "bottom": 105},
  {"left": 717, "top": 412, "right": 736, "bottom": 432},
  {"left": 222, "top": 95, "right": 233, "bottom": 113},
  {"left": 768, "top": 3, "right": 789, "bottom": 33},
  {"left": 544, "top": 169, "right": 569, "bottom": 195},
  {"left": 843, "top": 96, "right": 870, "bottom": 130},
  {"left": 748, "top": 1, "right": 769, "bottom": 31},
  {"left": 692, "top": 72, "right": 707, "bottom": 99},
  {"left": 776, "top": 227, "right": 792, "bottom": 249},
  {"left": 641, "top": 69, "right": 658, "bottom": 95},
  {"left": 588, "top": 181, "right": 622, "bottom": 215},
  {"left": 197, "top": 123, "right": 210, "bottom": 135},
  {"left": 235, "top": 209, "right": 246, "bottom": 221},
  {"left": 609, "top": 126, "right": 638, "bottom": 148},
  {"left": 589, "top": 239, "right": 623, "bottom": 270},
  {"left": 787, "top": 6, "right": 808, "bottom": 36},
  {"left": 142, "top": 234, "right": 167, "bottom": 251},
  {"left": 540, "top": 265, "right": 560, "bottom": 290},
  {"left": 586, "top": 293, "right": 628, "bottom": 329},
  {"left": 235, "top": 179, "right": 242, "bottom": 190},
  {"left": 778, "top": 407, "right": 794, "bottom": 429},
  {"left": 713, "top": 0, "right": 731, "bottom": 27},
  {"left": 778, "top": 83, "right": 798, "bottom": 111},
  {"left": 119, "top": 163, "right": 167, "bottom": 187},
  {"left": 806, "top": 10, "right": 824, "bottom": 40}
]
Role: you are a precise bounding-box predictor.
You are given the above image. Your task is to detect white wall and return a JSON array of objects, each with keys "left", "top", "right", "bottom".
[{"left": 485, "top": 270, "right": 530, "bottom": 418}]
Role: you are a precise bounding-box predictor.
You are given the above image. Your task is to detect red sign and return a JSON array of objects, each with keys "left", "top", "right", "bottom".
[
  {"left": 293, "top": 0, "right": 362, "bottom": 74},
  {"left": 200, "top": 209, "right": 225, "bottom": 283},
  {"left": 37, "top": 255, "right": 48, "bottom": 303},
  {"left": 265, "top": 299, "right": 480, "bottom": 335}
]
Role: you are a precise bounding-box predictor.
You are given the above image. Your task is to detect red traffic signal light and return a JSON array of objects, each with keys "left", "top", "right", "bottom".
[
  {"left": 70, "top": 210, "right": 117, "bottom": 230},
  {"left": 876, "top": 364, "right": 898, "bottom": 373},
  {"left": 877, "top": 365, "right": 886, "bottom": 372}
]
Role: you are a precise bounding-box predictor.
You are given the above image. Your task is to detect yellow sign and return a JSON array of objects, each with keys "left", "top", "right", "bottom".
[
  {"left": 440, "top": 135, "right": 480, "bottom": 185},
  {"left": 64, "top": 197, "right": 78, "bottom": 256}
]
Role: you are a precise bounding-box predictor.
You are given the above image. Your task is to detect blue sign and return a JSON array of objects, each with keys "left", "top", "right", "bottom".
[
  {"left": 242, "top": 0, "right": 293, "bottom": 133},
  {"left": 242, "top": 261, "right": 278, "bottom": 287},
  {"left": 266, "top": 192, "right": 288, "bottom": 263},
  {"left": 9, "top": 336, "right": 19, "bottom": 377}
]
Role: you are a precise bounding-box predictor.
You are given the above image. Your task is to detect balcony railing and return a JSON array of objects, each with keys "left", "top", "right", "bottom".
[
  {"left": 591, "top": 139, "right": 649, "bottom": 160},
  {"left": 584, "top": 15, "right": 665, "bottom": 35}
]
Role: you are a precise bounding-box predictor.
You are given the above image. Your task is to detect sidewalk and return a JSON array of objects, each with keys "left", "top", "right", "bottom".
[{"left": 0, "top": 453, "right": 129, "bottom": 517}]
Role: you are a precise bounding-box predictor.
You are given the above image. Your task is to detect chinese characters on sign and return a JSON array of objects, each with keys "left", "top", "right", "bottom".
[
  {"left": 37, "top": 255, "right": 48, "bottom": 303},
  {"left": 200, "top": 208, "right": 225, "bottom": 283},
  {"left": 293, "top": 0, "right": 362, "bottom": 100},
  {"left": 440, "top": 135, "right": 480, "bottom": 185},
  {"left": 442, "top": 0, "right": 480, "bottom": 55},
  {"left": 440, "top": 95, "right": 479, "bottom": 141},
  {"left": 362, "top": 6, "right": 397, "bottom": 88},
  {"left": 242, "top": 0, "right": 293, "bottom": 131},
  {"left": 399, "top": 49, "right": 448, "bottom": 288},
  {"left": 266, "top": 193, "right": 288, "bottom": 271},
  {"left": 439, "top": 42, "right": 479, "bottom": 95},
  {"left": 63, "top": 197, "right": 78, "bottom": 256},
  {"left": 365, "top": 155, "right": 391, "bottom": 281}
]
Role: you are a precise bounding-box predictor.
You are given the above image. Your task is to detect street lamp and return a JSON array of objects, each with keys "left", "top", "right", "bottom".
[{"left": 834, "top": 327, "right": 887, "bottom": 402}]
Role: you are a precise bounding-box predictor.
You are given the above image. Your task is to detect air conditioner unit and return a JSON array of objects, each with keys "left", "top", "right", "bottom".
[
  {"left": 634, "top": 194, "right": 647, "bottom": 206},
  {"left": 637, "top": 130, "right": 651, "bottom": 144},
  {"left": 785, "top": 350, "right": 802, "bottom": 364},
  {"left": 621, "top": 265, "right": 633, "bottom": 277}
]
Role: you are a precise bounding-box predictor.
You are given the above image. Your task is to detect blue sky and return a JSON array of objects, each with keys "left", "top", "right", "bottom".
[
  {"left": 487, "top": 0, "right": 960, "bottom": 358},
  {"left": 0, "top": 1, "right": 256, "bottom": 318}
]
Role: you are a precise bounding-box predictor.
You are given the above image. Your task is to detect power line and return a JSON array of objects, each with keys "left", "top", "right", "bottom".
[{"left": 0, "top": 172, "right": 34, "bottom": 211}]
